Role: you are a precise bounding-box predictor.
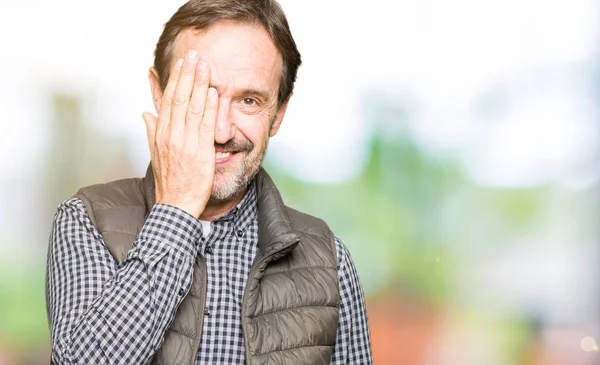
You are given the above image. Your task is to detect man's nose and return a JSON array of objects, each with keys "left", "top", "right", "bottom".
[{"left": 214, "top": 102, "right": 236, "bottom": 144}]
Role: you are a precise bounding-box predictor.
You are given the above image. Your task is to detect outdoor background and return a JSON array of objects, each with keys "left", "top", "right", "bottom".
[{"left": 1, "top": 0, "right": 599, "bottom": 364}]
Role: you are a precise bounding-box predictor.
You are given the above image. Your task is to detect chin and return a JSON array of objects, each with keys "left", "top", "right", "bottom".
[
  {"left": 209, "top": 152, "right": 264, "bottom": 204},
  {"left": 209, "top": 171, "right": 248, "bottom": 204}
]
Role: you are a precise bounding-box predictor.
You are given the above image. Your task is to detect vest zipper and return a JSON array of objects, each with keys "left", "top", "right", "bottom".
[
  {"left": 191, "top": 254, "right": 208, "bottom": 365},
  {"left": 241, "top": 256, "right": 266, "bottom": 365},
  {"left": 240, "top": 241, "right": 298, "bottom": 364}
]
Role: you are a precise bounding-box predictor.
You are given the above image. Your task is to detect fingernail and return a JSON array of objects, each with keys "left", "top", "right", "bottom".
[
  {"left": 186, "top": 49, "right": 198, "bottom": 61},
  {"left": 175, "top": 58, "right": 184, "bottom": 67},
  {"left": 208, "top": 87, "right": 218, "bottom": 98}
]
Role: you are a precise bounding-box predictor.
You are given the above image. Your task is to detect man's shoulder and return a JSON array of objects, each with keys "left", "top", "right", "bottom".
[
  {"left": 72, "top": 175, "right": 150, "bottom": 258},
  {"left": 283, "top": 205, "right": 334, "bottom": 239},
  {"left": 76, "top": 175, "right": 147, "bottom": 210}
]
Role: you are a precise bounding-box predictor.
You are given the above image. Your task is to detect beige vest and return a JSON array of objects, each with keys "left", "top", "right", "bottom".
[{"left": 73, "top": 166, "right": 340, "bottom": 365}]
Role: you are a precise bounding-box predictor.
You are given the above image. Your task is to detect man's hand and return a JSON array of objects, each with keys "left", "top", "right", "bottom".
[{"left": 142, "top": 49, "right": 218, "bottom": 218}]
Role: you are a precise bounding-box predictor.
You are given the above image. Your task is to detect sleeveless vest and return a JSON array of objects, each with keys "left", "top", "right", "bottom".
[{"left": 72, "top": 166, "right": 339, "bottom": 365}]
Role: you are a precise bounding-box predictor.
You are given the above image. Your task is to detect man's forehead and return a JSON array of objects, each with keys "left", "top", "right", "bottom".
[{"left": 172, "top": 21, "right": 283, "bottom": 73}]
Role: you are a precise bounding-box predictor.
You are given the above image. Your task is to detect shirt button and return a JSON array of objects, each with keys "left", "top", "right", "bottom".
[
  {"left": 236, "top": 230, "right": 244, "bottom": 237},
  {"left": 178, "top": 288, "right": 185, "bottom": 296},
  {"left": 204, "top": 307, "right": 211, "bottom": 316},
  {"left": 204, "top": 245, "right": 213, "bottom": 254}
]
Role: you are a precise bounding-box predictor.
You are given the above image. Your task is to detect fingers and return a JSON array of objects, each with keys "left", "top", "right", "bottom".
[
  {"left": 156, "top": 58, "right": 184, "bottom": 142},
  {"left": 185, "top": 60, "right": 210, "bottom": 140},
  {"left": 170, "top": 50, "right": 200, "bottom": 142},
  {"left": 198, "top": 87, "right": 218, "bottom": 147},
  {"left": 144, "top": 50, "right": 217, "bottom": 218}
]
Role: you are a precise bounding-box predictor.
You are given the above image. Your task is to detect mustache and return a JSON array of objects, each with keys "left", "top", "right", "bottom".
[{"left": 215, "top": 139, "right": 254, "bottom": 152}]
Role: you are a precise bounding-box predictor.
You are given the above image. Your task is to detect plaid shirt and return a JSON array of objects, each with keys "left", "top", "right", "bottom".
[{"left": 47, "top": 180, "right": 373, "bottom": 364}]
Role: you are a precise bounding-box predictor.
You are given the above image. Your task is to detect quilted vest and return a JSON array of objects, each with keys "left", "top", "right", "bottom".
[{"left": 73, "top": 165, "right": 340, "bottom": 365}]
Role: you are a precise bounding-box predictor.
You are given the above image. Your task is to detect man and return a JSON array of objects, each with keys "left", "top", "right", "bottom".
[{"left": 46, "top": 0, "right": 372, "bottom": 364}]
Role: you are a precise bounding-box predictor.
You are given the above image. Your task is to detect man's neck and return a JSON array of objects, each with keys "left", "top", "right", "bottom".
[{"left": 199, "top": 187, "right": 248, "bottom": 221}]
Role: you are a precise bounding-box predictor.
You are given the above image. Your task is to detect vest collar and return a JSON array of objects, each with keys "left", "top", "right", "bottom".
[{"left": 141, "top": 164, "right": 300, "bottom": 259}]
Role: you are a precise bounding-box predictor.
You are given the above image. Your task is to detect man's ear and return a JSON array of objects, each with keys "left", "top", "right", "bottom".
[
  {"left": 148, "top": 67, "right": 163, "bottom": 114},
  {"left": 269, "top": 92, "right": 292, "bottom": 137}
]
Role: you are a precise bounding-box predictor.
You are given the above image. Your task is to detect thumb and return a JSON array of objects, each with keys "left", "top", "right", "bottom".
[{"left": 142, "top": 112, "right": 157, "bottom": 157}]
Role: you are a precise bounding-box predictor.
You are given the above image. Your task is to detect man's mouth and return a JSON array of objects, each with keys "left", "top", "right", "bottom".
[
  {"left": 216, "top": 151, "right": 232, "bottom": 159},
  {"left": 214, "top": 139, "right": 253, "bottom": 164},
  {"left": 215, "top": 150, "right": 242, "bottom": 164}
]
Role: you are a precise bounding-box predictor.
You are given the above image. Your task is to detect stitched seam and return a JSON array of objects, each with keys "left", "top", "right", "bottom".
[
  {"left": 293, "top": 229, "right": 329, "bottom": 240},
  {"left": 294, "top": 229, "right": 338, "bottom": 259},
  {"left": 261, "top": 266, "right": 335, "bottom": 277},
  {"left": 75, "top": 193, "right": 98, "bottom": 229},
  {"left": 253, "top": 344, "right": 332, "bottom": 358},
  {"left": 292, "top": 229, "right": 338, "bottom": 260},
  {"left": 166, "top": 326, "right": 195, "bottom": 340},
  {"left": 256, "top": 304, "right": 338, "bottom": 317}
]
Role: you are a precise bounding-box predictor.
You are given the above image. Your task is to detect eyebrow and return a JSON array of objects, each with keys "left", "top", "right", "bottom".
[{"left": 208, "top": 84, "right": 272, "bottom": 103}]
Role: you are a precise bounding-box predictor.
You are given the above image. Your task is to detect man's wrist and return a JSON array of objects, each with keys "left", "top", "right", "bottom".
[
  {"left": 137, "top": 203, "right": 204, "bottom": 257},
  {"left": 155, "top": 199, "right": 203, "bottom": 220}
]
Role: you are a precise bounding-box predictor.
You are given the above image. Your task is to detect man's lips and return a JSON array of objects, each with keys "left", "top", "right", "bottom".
[
  {"left": 215, "top": 151, "right": 239, "bottom": 164},
  {"left": 216, "top": 151, "right": 233, "bottom": 159}
]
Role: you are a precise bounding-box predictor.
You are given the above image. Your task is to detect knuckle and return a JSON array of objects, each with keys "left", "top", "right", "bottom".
[
  {"left": 167, "top": 136, "right": 182, "bottom": 149},
  {"left": 181, "top": 65, "right": 195, "bottom": 76},
  {"left": 172, "top": 96, "right": 188, "bottom": 106},
  {"left": 205, "top": 98, "right": 217, "bottom": 110},
  {"left": 200, "top": 122, "right": 214, "bottom": 135},
  {"left": 161, "top": 94, "right": 173, "bottom": 108},
  {"left": 186, "top": 108, "right": 204, "bottom": 120},
  {"left": 203, "top": 104, "right": 216, "bottom": 114},
  {"left": 160, "top": 136, "right": 171, "bottom": 150},
  {"left": 157, "top": 148, "right": 169, "bottom": 160}
]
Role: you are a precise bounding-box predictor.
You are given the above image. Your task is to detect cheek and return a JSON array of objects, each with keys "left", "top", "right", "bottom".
[{"left": 231, "top": 110, "right": 271, "bottom": 146}]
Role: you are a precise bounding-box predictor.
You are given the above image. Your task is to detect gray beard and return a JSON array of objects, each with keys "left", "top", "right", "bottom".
[{"left": 208, "top": 139, "right": 269, "bottom": 204}]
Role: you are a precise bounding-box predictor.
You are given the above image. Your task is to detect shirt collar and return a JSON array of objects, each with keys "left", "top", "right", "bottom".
[{"left": 213, "top": 179, "right": 257, "bottom": 233}]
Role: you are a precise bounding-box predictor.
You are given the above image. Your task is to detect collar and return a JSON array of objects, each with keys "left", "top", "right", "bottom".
[
  {"left": 211, "top": 179, "right": 257, "bottom": 238},
  {"left": 142, "top": 163, "right": 299, "bottom": 260}
]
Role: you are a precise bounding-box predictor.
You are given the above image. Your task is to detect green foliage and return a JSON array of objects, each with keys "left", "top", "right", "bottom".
[
  {"left": 0, "top": 261, "right": 49, "bottom": 353},
  {"left": 268, "top": 131, "right": 547, "bottom": 304}
]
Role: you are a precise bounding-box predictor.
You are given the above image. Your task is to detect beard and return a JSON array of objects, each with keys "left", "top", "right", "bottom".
[{"left": 208, "top": 136, "right": 269, "bottom": 204}]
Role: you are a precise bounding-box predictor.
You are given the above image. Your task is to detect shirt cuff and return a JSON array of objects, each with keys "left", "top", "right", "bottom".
[{"left": 136, "top": 203, "right": 204, "bottom": 258}]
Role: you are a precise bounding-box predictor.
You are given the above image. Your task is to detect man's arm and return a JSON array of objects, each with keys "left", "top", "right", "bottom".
[
  {"left": 47, "top": 197, "right": 203, "bottom": 365},
  {"left": 331, "top": 238, "right": 374, "bottom": 364},
  {"left": 47, "top": 49, "right": 217, "bottom": 364}
]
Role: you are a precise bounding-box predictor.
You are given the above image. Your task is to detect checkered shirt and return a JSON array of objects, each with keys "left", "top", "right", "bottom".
[{"left": 47, "top": 180, "right": 373, "bottom": 364}]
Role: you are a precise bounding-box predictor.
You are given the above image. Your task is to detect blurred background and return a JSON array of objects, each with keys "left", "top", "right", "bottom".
[{"left": 1, "top": 0, "right": 599, "bottom": 364}]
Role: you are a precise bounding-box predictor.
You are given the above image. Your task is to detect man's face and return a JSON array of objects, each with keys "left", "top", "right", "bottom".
[{"left": 150, "top": 20, "right": 288, "bottom": 203}]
